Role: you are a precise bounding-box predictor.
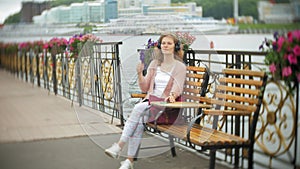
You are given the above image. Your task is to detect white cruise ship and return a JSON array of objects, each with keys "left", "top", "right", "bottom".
[{"left": 94, "top": 14, "right": 238, "bottom": 35}]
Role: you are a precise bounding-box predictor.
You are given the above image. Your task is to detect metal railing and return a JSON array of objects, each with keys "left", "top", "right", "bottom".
[{"left": 183, "top": 49, "right": 298, "bottom": 169}]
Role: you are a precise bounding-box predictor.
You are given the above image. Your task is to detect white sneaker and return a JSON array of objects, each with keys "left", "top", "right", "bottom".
[
  {"left": 119, "top": 159, "right": 134, "bottom": 169},
  {"left": 105, "top": 143, "right": 121, "bottom": 159}
]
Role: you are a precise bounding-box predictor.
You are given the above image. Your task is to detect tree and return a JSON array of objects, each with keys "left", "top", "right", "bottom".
[
  {"left": 4, "top": 13, "right": 21, "bottom": 24},
  {"left": 203, "top": 0, "right": 233, "bottom": 19},
  {"left": 239, "top": 0, "right": 259, "bottom": 19},
  {"left": 171, "top": 0, "right": 263, "bottom": 20}
]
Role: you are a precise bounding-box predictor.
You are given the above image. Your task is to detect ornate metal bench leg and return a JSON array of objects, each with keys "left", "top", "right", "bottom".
[
  {"left": 248, "top": 146, "right": 254, "bottom": 169},
  {"left": 209, "top": 150, "right": 216, "bottom": 169},
  {"left": 169, "top": 135, "right": 176, "bottom": 157}
]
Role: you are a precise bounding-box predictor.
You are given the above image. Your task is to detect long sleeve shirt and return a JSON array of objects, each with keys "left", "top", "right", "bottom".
[{"left": 138, "top": 59, "right": 187, "bottom": 100}]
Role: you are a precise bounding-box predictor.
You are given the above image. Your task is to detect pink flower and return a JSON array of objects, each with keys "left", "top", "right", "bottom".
[
  {"left": 288, "top": 53, "right": 298, "bottom": 64},
  {"left": 284, "top": 53, "right": 288, "bottom": 60},
  {"left": 43, "top": 43, "right": 49, "bottom": 49},
  {"left": 297, "top": 73, "right": 300, "bottom": 82},
  {"left": 269, "top": 63, "right": 277, "bottom": 73},
  {"left": 292, "top": 30, "right": 300, "bottom": 40},
  {"left": 277, "top": 36, "right": 285, "bottom": 52},
  {"left": 288, "top": 31, "right": 293, "bottom": 43},
  {"left": 293, "top": 45, "right": 300, "bottom": 56},
  {"left": 282, "top": 66, "right": 292, "bottom": 77}
]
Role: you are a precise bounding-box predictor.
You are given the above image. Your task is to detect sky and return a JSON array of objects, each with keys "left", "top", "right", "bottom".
[{"left": 0, "top": 0, "right": 45, "bottom": 24}]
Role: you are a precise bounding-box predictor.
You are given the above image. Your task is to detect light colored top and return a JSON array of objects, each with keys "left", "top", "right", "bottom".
[
  {"left": 138, "top": 59, "right": 187, "bottom": 99},
  {"left": 153, "top": 67, "right": 171, "bottom": 97}
]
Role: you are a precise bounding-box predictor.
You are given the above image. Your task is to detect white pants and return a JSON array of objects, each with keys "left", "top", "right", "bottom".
[{"left": 120, "top": 101, "right": 149, "bottom": 157}]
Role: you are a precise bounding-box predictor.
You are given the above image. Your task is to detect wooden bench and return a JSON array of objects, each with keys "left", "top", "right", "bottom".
[
  {"left": 131, "top": 65, "right": 210, "bottom": 155},
  {"left": 146, "top": 68, "right": 268, "bottom": 169}
]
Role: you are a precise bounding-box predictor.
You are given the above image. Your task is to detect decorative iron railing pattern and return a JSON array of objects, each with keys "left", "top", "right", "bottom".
[{"left": 184, "top": 49, "right": 298, "bottom": 169}]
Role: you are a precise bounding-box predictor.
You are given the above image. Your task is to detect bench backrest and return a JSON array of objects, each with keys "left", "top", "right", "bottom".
[
  {"left": 201, "top": 68, "right": 268, "bottom": 138},
  {"left": 131, "top": 65, "right": 209, "bottom": 101},
  {"left": 182, "top": 66, "right": 209, "bottom": 102},
  {"left": 180, "top": 66, "right": 209, "bottom": 121}
]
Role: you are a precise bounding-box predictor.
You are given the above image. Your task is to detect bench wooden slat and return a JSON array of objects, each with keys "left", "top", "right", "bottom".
[
  {"left": 182, "top": 94, "right": 202, "bottom": 101},
  {"left": 202, "top": 109, "right": 252, "bottom": 116},
  {"left": 219, "top": 77, "right": 263, "bottom": 87},
  {"left": 187, "top": 66, "right": 206, "bottom": 72},
  {"left": 131, "top": 93, "right": 147, "bottom": 98},
  {"left": 200, "top": 97, "right": 257, "bottom": 112},
  {"left": 185, "top": 81, "right": 203, "bottom": 87},
  {"left": 215, "top": 93, "right": 259, "bottom": 105},
  {"left": 148, "top": 123, "right": 248, "bottom": 147},
  {"left": 217, "top": 85, "right": 260, "bottom": 96},
  {"left": 183, "top": 88, "right": 201, "bottom": 94},
  {"left": 223, "top": 68, "right": 266, "bottom": 77},
  {"left": 187, "top": 73, "right": 204, "bottom": 79}
]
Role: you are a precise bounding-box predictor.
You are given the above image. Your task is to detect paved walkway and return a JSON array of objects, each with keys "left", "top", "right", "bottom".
[
  {"left": 0, "top": 69, "right": 231, "bottom": 169},
  {"left": 0, "top": 69, "right": 122, "bottom": 143}
]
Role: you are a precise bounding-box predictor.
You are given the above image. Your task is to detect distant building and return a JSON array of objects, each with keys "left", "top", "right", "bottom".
[
  {"left": 33, "top": 1, "right": 106, "bottom": 24},
  {"left": 142, "top": 0, "right": 170, "bottom": 7},
  {"left": 20, "top": 1, "right": 50, "bottom": 23},
  {"left": 119, "top": 2, "right": 202, "bottom": 17},
  {"left": 291, "top": 0, "right": 300, "bottom": 21},
  {"left": 33, "top": 0, "right": 201, "bottom": 24},
  {"left": 118, "top": 0, "right": 139, "bottom": 8},
  {"left": 118, "top": 0, "right": 170, "bottom": 8},
  {"left": 258, "top": 1, "right": 300, "bottom": 23},
  {"left": 104, "top": 0, "right": 118, "bottom": 22}
]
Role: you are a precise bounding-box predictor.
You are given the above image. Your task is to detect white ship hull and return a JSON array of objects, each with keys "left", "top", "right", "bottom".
[{"left": 94, "top": 14, "right": 238, "bottom": 35}]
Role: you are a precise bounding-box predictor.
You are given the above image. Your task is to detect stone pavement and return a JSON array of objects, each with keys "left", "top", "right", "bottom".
[
  {"left": 0, "top": 69, "right": 231, "bottom": 169},
  {"left": 0, "top": 70, "right": 122, "bottom": 143}
]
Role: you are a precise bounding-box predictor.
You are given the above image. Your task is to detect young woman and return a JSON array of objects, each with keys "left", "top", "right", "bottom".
[{"left": 105, "top": 33, "right": 187, "bottom": 169}]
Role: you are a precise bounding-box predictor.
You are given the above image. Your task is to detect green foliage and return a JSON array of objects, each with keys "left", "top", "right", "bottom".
[
  {"left": 259, "top": 30, "right": 300, "bottom": 94},
  {"left": 238, "top": 23, "right": 300, "bottom": 31},
  {"left": 4, "top": 13, "right": 21, "bottom": 24},
  {"left": 275, "top": 0, "right": 291, "bottom": 2},
  {"left": 201, "top": 0, "right": 233, "bottom": 19},
  {"left": 171, "top": 0, "right": 291, "bottom": 20},
  {"left": 239, "top": 0, "right": 258, "bottom": 19}
]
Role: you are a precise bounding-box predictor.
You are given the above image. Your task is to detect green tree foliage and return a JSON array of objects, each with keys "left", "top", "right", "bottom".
[
  {"left": 239, "top": 0, "right": 259, "bottom": 19},
  {"left": 171, "top": 0, "right": 291, "bottom": 20},
  {"left": 4, "top": 13, "right": 21, "bottom": 24},
  {"left": 275, "top": 0, "right": 291, "bottom": 3},
  {"left": 201, "top": 0, "right": 233, "bottom": 19}
]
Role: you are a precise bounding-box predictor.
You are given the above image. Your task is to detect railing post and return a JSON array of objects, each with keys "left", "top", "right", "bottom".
[
  {"left": 76, "top": 57, "right": 82, "bottom": 106},
  {"left": 115, "top": 44, "right": 124, "bottom": 126},
  {"left": 234, "top": 54, "right": 241, "bottom": 168},
  {"left": 36, "top": 52, "right": 41, "bottom": 87},
  {"left": 294, "top": 84, "right": 299, "bottom": 169},
  {"left": 25, "top": 52, "right": 28, "bottom": 82},
  {"left": 29, "top": 49, "right": 34, "bottom": 85},
  {"left": 51, "top": 48, "right": 58, "bottom": 95}
]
